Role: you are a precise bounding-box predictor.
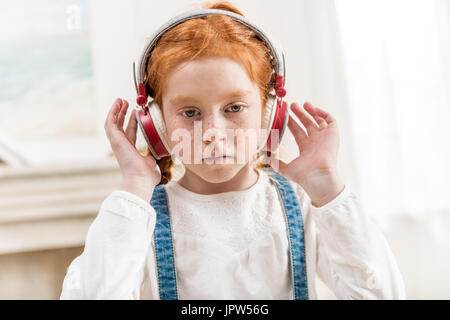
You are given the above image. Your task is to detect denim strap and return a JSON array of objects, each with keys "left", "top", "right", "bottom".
[
  {"left": 150, "top": 185, "right": 178, "bottom": 300},
  {"left": 266, "top": 168, "right": 309, "bottom": 300},
  {"left": 150, "top": 169, "right": 308, "bottom": 300}
]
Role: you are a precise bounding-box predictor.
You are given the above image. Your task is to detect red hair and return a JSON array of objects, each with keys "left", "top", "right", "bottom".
[{"left": 142, "top": 1, "right": 274, "bottom": 185}]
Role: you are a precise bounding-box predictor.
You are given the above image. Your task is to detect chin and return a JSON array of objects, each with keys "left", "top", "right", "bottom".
[{"left": 188, "top": 163, "right": 244, "bottom": 184}]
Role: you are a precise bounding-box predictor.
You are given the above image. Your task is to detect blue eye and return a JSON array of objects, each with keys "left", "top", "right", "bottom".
[
  {"left": 227, "top": 105, "right": 244, "bottom": 113},
  {"left": 182, "top": 110, "right": 200, "bottom": 118},
  {"left": 181, "top": 105, "right": 244, "bottom": 118}
]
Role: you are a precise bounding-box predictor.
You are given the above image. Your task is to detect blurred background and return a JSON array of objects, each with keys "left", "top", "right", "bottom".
[{"left": 0, "top": 0, "right": 449, "bottom": 299}]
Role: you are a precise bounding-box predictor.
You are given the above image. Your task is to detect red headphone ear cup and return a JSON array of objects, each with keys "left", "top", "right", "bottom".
[
  {"left": 262, "top": 99, "right": 289, "bottom": 153},
  {"left": 135, "top": 107, "right": 170, "bottom": 160},
  {"left": 278, "top": 100, "right": 290, "bottom": 144}
]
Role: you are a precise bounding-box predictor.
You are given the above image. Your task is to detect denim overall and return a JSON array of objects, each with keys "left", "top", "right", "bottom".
[{"left": 150, "top": 167, "right": 309, "bottom": 300}]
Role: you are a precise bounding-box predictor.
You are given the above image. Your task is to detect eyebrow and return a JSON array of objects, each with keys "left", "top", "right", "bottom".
[{"left": 169, "top": 89, "right": 253, "bottom": 106}]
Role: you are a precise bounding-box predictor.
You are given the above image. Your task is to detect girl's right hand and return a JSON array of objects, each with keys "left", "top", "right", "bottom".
[{"left": 104, "top": 98, "right": 161, "bottom": 201}]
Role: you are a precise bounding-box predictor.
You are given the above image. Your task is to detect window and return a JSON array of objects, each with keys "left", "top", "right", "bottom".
[
  {"left": 335, "top": 0, "right": 450, "bottom": 221},
  {"left": 0, "top": 0, "right": 106, "bottom": 166}
]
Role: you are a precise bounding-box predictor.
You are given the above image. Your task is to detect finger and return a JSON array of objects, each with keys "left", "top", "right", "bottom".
[
  {"left": 117, "top": 99, "right": 129, "bottom": 129},
  {"left": 144, "top": 152, "right": 159, "bottom": 168},
  {"left": 104, "top": 98, "right": 122, "bottom": 135},
  {"left": 106, "top": 98, "right": 121, "bottom": 125},
  {"left": 305, "top": 102, "right": 336, "bottom": 126},
  {"left": 115, "top": 98, "right": 124, "bottom": 122},
  {"left": 314, "top": 115, "right": 328, "bottom": 129},
  {"left": 125, "top": 109, "right": 138, "bottom": 145},
  {"left": 109, "top": 130, "right": 141, "bottom": 163},
  {"left": 287, "top": 114, "right": 308, "bottom": 146},
  {"left": 290, "top": 102, "right": 319, "bottom": 132},
  {"left": 303, "top": 101, "right": 316, "bottom": 115},
  {"left": 316, "top": 107, "right": 336, "bottom": 125},
  {"left": 303, "top": 101, "right": 322, "bottom": 123}
]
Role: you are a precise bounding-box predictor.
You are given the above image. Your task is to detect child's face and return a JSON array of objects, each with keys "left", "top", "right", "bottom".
[{"left": 162, "top": 57, "right": 263, "bottom": 183}]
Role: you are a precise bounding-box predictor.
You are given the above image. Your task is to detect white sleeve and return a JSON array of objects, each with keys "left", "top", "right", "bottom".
[
  {"left": 310, "top": 186, "right": 406, "bottom": 299},
  {"left": 292, "top": 182, "right": 406, "bottom": 300},
  {"left": 60, "top": 190, "right": 158, "bottom": 300}
]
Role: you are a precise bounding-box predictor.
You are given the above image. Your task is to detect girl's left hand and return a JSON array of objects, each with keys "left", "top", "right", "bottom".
[{"left": 269, "top": 101, "right": 345, "bottom": 207}]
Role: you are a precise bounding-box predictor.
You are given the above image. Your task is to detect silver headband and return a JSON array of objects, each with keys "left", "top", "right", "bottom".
[{"left": 133, "top": 8, "right": 286, "bottom": 100}]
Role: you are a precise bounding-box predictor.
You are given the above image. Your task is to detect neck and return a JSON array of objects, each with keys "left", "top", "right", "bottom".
[{"left": 177, "top": 164, "right": 260, "bottom": 195}]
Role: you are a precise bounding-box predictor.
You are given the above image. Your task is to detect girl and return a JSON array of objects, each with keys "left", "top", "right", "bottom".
[{"left": 60, "top": 1, "right": 406, "bottom": 299}]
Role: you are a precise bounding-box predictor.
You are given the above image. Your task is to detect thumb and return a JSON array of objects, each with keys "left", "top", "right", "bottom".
[{"left": 143, "top": 154, "right": 160, "bottom": 173}]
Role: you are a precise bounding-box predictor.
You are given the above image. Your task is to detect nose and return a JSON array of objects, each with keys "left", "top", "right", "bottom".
[{"left": 202, "top": 113, "right": 229, "bottom": 144}]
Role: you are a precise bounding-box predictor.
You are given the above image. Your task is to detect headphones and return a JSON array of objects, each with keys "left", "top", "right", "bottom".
[{"left": 133, "top": 8, "right": 290, "bottom": 161}]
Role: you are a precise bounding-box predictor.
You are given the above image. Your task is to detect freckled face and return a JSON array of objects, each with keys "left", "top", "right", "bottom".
[{"left": 161, "top": 57, "right": 263, "bottom": 183}]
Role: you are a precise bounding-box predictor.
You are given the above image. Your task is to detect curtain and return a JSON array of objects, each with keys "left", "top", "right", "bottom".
[{"left": 334, "top": 0, "right": 450, "bottom": 232}]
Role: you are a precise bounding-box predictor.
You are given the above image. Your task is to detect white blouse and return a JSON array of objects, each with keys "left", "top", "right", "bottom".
[{"left": 60, "top": 169, "right": 406, "bottom": 300}]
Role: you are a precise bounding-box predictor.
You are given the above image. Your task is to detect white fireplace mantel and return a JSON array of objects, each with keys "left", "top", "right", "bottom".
[{"left": 0, "top": 158, "right": 123, "bottom": 255}]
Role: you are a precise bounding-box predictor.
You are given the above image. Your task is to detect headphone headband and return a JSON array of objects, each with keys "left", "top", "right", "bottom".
[{"left": 133, "top": 8, "right": 286, "bottom": 106}]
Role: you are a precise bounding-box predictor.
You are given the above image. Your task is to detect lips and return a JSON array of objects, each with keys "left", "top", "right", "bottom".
[
  {"left": 203, "top": 152, "right": 231, "bottom": 159},
  {"left": 202, "top": 156, "right": 233, "bottom": 161}
]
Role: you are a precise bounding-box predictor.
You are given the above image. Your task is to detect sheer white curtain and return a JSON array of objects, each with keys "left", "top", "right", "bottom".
[{"left": 334, "top": 0, "right": 450, "bottom": 232}]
